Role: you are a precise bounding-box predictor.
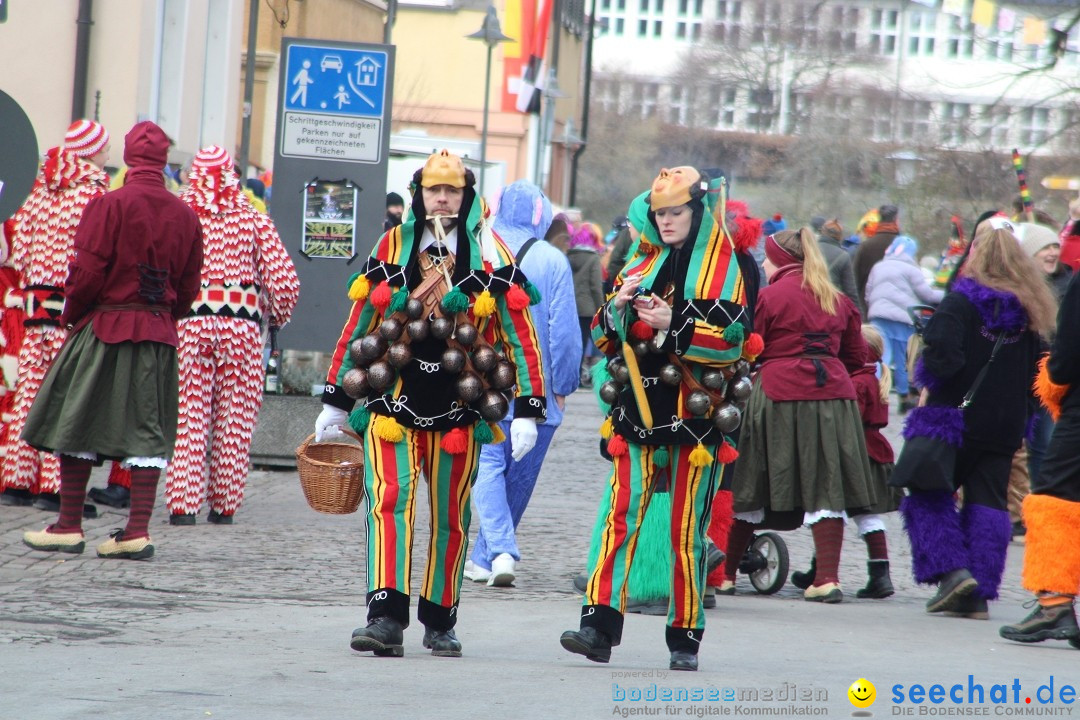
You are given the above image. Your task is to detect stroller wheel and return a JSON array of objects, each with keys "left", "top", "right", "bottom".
[{"left": 743, "top": 532, "right": 789, "bottom": 595}]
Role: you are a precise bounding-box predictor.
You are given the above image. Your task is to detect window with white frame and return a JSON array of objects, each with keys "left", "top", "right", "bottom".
[
  {"left": 629, "top": 81, "right": 661, "bottom": 118},
  {"left": 637, "top": 0, "right": 664, "bottom": 38},
  {"left": 976, "top": 105, "right": 1010, "bottom": 146},
  {"left": 675, "top": 0, "right": 703, "bottom": 41},
  {"left": 701, "top": 85, "right": 737, "bottom": 128},
  {"left": 750, "top": 0, "right": 781, "bottom": 46},
  {"left": 985, "top": 24, "right": 1016, "bottom": 62},
  {"left": 714, "top": 0, "right": 742, "bottom": 45},
  {"left": 595, "top": 78, "right": 621, "bottom": 113},
  {"left": 908, "top": 10, "right": 937, "bottom": 57},
  {"left": 945, "top": 7, "right": 974, "bottom": 58},
  {"left": 599, "top": 0, "right": 627, "bottom": 35},
  {"left": 791, "top": 2, "right": 820, "bottom": 51},
  {"left": 862, "top": 97, "right": 893, "bottom": 142},
  {"left": 826, "top": 5, "right": 860, "bottom": 52},
  {"left": 821, "top": 94, "right": 853, "bottom": 135},
  {"left": 869, "top": 8, "right": 899, "bottom": 56},
  {"left": 1020, "top": 107, "right": 1050, "bottom": 146},
  {"left": 897, "top": 99, "right": 932, "bottom": 141},
  {"left": 747, "top": 86, "right": 775, "bottom": 131},
  {"left": 940, "top": 102, "right": 972, "bottom": 145},
  {"left": 668, "top": 85, "right": 690, "bottom": 125},
  {"left": 790, "top": 92, "right": 812, "bottom": 134}
]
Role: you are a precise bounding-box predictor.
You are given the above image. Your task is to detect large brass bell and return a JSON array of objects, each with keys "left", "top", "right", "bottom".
[
  {"left": 367, "top": 361, "right": 396, "bottom": 392},
  {"left": 455, "top": 323, "right": 478, "bottom": 347},
  {"left": 647, "top": 335, "right": 665, "bottom": 354},
  {"left": 442, "top": 348, "right": 467, "bottom": 374},
  {"left": 711, "top": 403, "right": 741, "bottom": 433},
  {"left": 733, "top": 360, "right": 751, "bottom": 379},
  {"left": 342, "top": 368, "right": 370, "bottom": 399},
  {"left": 378, "top": 318, "right": 404, "bottom": 342},
  {"left": 631, "top": 340, "right": 650, "bottom": 357},
  {"left": 599, "top": 381, "right": 620, "bottom": 405},
  {"left": 359, "top": 333, "right": 388, "bottom": 363},
  {"left": 406, "top": 319, "right": 429, "bottom": 342},
  {"left": 388, "top": 343, "right": 413, "bottom": 368},
  {"left": 405, "top": 298, "right": 425, "bottom": 320},
  {"left": 701, "top": 369, "right": 727, "bottom": 393},
  {"left": 457, "top": 372, "right": 484, "bottom": 402},
  {"left": 489, "top": 360, "right": 516, "bottom": 390},
  {"left": 349, "top": 338, "right": 367, "bottom": 367},
  {"left": 729, "top": 376, "right": 753, "bottom": 403},
  {"left": 431, "top": 317, "right": 455, "bottom": 340},
  {"left": 472, "top": 345, "right": 499, "bottom": 373},
  {"left": 610, "top": 360, "right": 631, "bottom": 384},
  {"left": 659, "top": 364, "right": 682, "bottom": 386},
  {"left": 685, "top": 390, "right": 712, "bottom": 417},
  {"left": 477, "top": 389, "right": 510, "bottom": 421}
]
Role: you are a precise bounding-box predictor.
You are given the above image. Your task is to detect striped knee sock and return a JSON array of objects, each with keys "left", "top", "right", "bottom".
[
  {"left": 723, "top": 519, "right": 757, "bottom": 582},
  {"left": 124, "top": 467, "right": 161, "bottom": 540},
  {"left": 810, "top": 518, "right": 845, "bottom": 586},
  {"left": 863, "top": 530, "right": 889, "bottom": 561},
  {"left": 53, "top": 456, "right": 93, "bottom": 533}
]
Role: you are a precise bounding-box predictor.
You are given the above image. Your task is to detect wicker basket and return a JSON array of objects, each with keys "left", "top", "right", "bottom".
[{"left": 296, "top": 430, "right": 365, "bottom": 514}]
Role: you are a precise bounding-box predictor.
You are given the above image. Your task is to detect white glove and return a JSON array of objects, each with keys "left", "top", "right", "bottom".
[
  {"left": 315, "top": 404, "right": 350, "bottom": 442},
  {"left": 510, "top": 417, "right": 538, "bottom": 462}
]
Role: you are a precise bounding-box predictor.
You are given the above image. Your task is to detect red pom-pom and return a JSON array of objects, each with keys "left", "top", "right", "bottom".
[
  {"left": 743, "top": 332, "right": 764, "bottom": 359},
  {"left": 370, "top": 281, "right": 392, "bottom": 311},
  {"left": 506, "top": 284, "right": 530, "bottom": 311},
  {"left": 773, "top": 213, "right": 783, "bottom": 221},
  {"left": 718, "top": 440, "right": 739, "bottom": 464},
  {"left": 630, "top": 320, "right": 654, "bottom": 340},
  {"left": 607, "top": 434, "right": 628, "bottom": 457},
  {"left": 440, "top": 427, "right": 469, "bottom": 455}
]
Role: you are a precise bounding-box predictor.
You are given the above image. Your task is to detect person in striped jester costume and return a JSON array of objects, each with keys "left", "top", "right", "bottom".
[
  {"left": 314, "top": 149, "right": 547, "bottom": 658},
  {"left": 165, "top": 145, "right": 299, "bottom": 525},
  {"left": 560, "top": 166, "right": 752, "bottom": 672}
]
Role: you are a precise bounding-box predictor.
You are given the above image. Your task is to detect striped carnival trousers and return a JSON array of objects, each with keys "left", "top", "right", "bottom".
[
  {"left": 363, "top": 419, "right": 480, "bottom": 632},
  {"left": 582, "top": 442, "right": 720, "bottom": 650}
]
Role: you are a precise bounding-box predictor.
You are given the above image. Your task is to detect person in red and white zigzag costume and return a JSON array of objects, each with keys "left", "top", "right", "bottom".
[
  {"left": 0, "top": 121, "right": 112, "bottom": 508},
  {"left": 0, "top": 220, "right": 26, "bottom": 466},
  {"left": 165, "top": 146, "right": 299, "bottom": 525}
]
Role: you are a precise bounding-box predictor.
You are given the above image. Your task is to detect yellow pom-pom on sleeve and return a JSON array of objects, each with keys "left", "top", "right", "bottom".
[
  {"left": 688, "top": 442, "right": 713, "bottom": 468},
  {"left": 348, "top": 275, "right": 371, "bottom": 302},
  {"left": 474, "top": 290, "right": 497, "bottom": 317}
]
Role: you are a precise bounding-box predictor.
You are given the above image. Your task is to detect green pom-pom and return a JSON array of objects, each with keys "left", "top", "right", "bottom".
[
  {"left": 474, "top": 421, "right": 495, "bottom": 445},
  {"left": 723, "top": 322, "right": 745, "bottom": 345},
  {"left": 348, "top": 405, "right": 371, "bottom": 434},
  {"left": 346, "top": 271, "right": 362, "bottom": 290},
  {"left": 388, "top": 287, "right": 410, "bottom": 314},
  {"left": 524, "top": 281, "right": 542, "bottom": 306},
  {"left": 441, "top": 286, "right": 471, "bottom": 314},
  {"left": 653, "top": 447, "right": 670, "bottom": 468}
]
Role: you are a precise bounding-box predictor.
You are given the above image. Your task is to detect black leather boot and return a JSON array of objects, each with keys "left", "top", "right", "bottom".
[
  {"left": 560, "top": 627, "right": 612, "bottom": 663},
  {"left": 422, "top": 627, "right": 462, "bottom": 657},
  {"left": 670, "top": 651, "right": 698, "bottom": 671},
  {"left": 88, "top": 485, "right": 131, "bottom": 508},
  {"left": 350, "top": 616, "right": 405, "bottom": 657},
  {"left": 791, "top": 556, "right": 816, "bottom": 590},
  {"left": 856, "top": 560, "right": 895, "bottom": 599},
  {"left": 926, "top": 568, "right": 977, "bottom": 614},
  {"left": 1000, "top": 600, "right": 1079, "bottom": 644}
]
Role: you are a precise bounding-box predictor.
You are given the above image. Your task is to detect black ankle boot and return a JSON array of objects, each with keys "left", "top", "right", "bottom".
[
  {"left": 926, "top": 569, "right": 977, "bottom": 613},
  {"left": 88, "top": 485, "right": 131, "bottom": 508},
  {"left": 350, "top": 616, "right": 405, "bottom": 656},
  {"left": 423, "top": 627, "right": 462, "bottom": 657},
  {"left": 791, "top": 557, "right": 816, "bottom": 590},
  {"left": 670, "top": 651, "right": 698, "bottom": 671},
  {"left": 0, "top": 487, "right": 35, "bottom": 506},
  {"left": 560, "top": 627, "right": 612, "bottom": 663},
  {"left": 856, "top": 560, "right": 895, "bottom": 599}
]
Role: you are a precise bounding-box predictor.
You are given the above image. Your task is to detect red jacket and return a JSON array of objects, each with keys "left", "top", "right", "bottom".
[
  {"left": 62, "top": 124, "right": 203, "bottom": 345},
  {"left": 851, "top": 364, "right": 894, "bottom": 464},
  {"left": 754, "top": 266, "right": 866, "bottom": 402}
]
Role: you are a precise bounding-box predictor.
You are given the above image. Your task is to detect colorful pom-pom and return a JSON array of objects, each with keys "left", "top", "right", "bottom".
[
  {"left": 474, "top": 421, "right": 495, "bottom": 445},
  {"left": 717, "top": 439, "right": 739, "bottom": 464},
  {"left": 607, "top": 434, "right": 628, "bottom": 457},
  {"left": 388, "top": 287, "right": 410, "bottom": 314},
  {"left": 524, "top": 281, "right": 542, "bottom": 306},
  {"left": 441, "top": 286, "right": 471, "bottom": 314},
  {"left": 440, "top": 427, "right": 469, "bottom": 455},
  {"left": 372, "top": 414, "right": 405, "bottom": 443},
  {"left": 599, "top": 416, "right": 614, "bottom": 440},
  {"left": 370, "top": 281, "right": 392, "bottom": 311},
  {"left": 348, "top": 274, "right": 371, "bottom": 302},
  {"left": 506, "top": 284, "right": 530, "bottom": 310},
  {"left": 630, "top": 320, "right": 654, "bottom": 340},
  {"left": 474, "top": 289, "right": 497, "bottom": 317},
  {"left": 348, "top": 405, "right": 370, "bottom": 434},
  {"left": 723, "top": 322, "right": 745, "bottom": 345},
  {"left": 653, "top": 447, "right": 670, "bottom": 468},
  {"left": 688, "top": 442, "right": 713, "bottom": 468},
  {"left": 743, "top": 332, "right": 764, "bottom": 360}
]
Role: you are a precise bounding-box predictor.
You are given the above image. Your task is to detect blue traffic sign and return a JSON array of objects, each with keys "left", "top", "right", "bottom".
[{"left": 284, "top": 43, "right": 387, "bottom": 119}]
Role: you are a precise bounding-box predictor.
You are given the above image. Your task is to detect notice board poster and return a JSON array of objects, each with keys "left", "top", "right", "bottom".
[{"left": 301, "top": 180, "right": 357, "bottom": 259}]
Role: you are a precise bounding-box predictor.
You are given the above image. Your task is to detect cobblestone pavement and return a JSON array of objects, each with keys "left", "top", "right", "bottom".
[{"left": 0, "top": 390, "right": 1045, "bottom": 719}]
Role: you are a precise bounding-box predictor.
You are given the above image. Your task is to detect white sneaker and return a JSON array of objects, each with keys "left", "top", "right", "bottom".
[
  {"left": 488, "top": 553, "right": 516, "bottom": 587},
  {"left": 463, "top": 559, "right": 491, "bottom": 583}
]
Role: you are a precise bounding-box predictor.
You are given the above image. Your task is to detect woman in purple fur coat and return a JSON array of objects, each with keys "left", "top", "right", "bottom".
[{"left": 903, "top": 226, "right": 1057, "bottom": 619}]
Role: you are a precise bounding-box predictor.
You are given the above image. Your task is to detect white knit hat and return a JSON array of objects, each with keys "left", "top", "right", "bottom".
[
  {"left": 64, "top": 119, "right": 110, "bottom": 158},
  {"left": 1016, "top": 222, "right": 1060, "bottom": 258}
]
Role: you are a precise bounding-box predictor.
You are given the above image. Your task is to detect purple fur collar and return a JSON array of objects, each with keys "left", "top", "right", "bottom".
[{"left": 951, "top": 277, "right": 1027, "bottom": 333}]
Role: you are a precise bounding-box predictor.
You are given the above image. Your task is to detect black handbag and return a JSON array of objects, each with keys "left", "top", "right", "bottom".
[{"left": 888, "top": 333, "right": 1005, "bottom": 492}]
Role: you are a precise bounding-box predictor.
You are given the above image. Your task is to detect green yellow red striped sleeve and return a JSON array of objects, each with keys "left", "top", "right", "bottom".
[
  {"left": 590, "top": 299, "right": 620, "bottom": 356},
  {"left": 495, "top": 289, "right": 547, "bottom": 420}
]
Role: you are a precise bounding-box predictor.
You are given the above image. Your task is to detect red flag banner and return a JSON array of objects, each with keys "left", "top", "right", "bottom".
[{"left": 503, "top": 0, "right": 551, "bottom": 114}]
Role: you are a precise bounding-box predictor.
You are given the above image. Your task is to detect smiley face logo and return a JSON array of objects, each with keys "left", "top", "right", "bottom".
[{"left": 848, "top": 678, "right": 876, "bottom": 709}]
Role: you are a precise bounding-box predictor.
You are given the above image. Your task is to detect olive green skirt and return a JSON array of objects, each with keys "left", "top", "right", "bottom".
[
  {"left": 22, "top": 324, "right": 179, "bottom": 461},
  {"left": 861, "top": 461, "right": 902, "bottom": 515},
  {"left": 732, "top": 381, "right": 875, "bottom": 515}
]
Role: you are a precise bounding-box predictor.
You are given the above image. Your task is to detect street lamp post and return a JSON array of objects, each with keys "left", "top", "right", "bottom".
[{"left": 467, "top": 6, "right": 513, "bottom": 198}]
